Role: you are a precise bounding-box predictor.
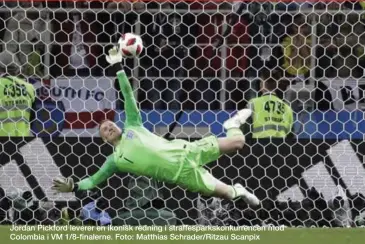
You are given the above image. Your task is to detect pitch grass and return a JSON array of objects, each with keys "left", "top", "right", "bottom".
[{"left": 0, "top": 225, "right": 364, "bottom": 244}]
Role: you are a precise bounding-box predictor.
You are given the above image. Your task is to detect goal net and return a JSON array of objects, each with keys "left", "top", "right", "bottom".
[{"left": 0, "top": 0, "right": 364, "bottom": 228}]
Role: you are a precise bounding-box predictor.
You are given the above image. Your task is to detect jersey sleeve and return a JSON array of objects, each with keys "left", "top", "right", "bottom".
[
  {"left": 76, "top": 156, "right": 117, "bottom": 191},
  {"left": 116, "top": 70, "right": 142, "bottom": 127}
]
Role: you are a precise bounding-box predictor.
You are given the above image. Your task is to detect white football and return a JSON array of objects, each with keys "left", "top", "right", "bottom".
[{"left": 118, "top": 33, "right": 144, "bottom": 58}]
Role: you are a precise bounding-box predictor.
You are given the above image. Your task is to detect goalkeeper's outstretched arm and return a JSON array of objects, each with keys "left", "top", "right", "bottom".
[
  {"left": 116, "top": 69, "right": 142, "bottom": 127},
  {"left": 108, "top": 47, "right": 142, "bottom": 127},
  {"left": 52, "top": 156, "right": 117, "bottom": 192},
  {"left": 74, "top": 156, "right": 117, "bottom": 191}
]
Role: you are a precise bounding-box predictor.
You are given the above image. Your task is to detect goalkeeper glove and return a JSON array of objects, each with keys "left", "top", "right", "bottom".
[
  {"left": 52, "top": 177, "right": 76, "bottom": 193},
  {"left": 105, "top": 46, "right": 123, "bottom": 65}
]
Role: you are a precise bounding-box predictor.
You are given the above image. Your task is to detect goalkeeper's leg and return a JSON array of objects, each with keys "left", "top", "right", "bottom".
[
  {"left": 213, "top": 108, "right": 259, "bottom": 205},
  {"left": 193, "top": 109, "right": 252, "bottom": 166},
  {"left": 181, "top": 108, "right": 259, "bottom": 206},
  {"left": 213, "top": 178, "right": 260, "bottom": 207},
  {"left": 197, "top": 168, "right": 260, "bottom": 207},
  {"left": 219, "top": 108, "right": 252, "bottom": 154}
]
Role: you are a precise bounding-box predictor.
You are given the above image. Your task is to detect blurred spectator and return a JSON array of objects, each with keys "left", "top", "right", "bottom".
[
  {"left": 315, "top": 4, "right": 365, "bottom": 111},
  {"left": 317, "top": 3, "right": 365, "bottom": 78},
  {"left": 50, "top": 1, "right": 102, "bottom": 77},
  {"left": 0, "top": 51, "right": 36, "bottom": 137},
  {"left": 333, "top": 16, "right": 365, "bottom": 78},
  {"left": 195, "top": 3, "right": 249, "bottom": 77},
  {"left": 2, "top": 2, "right": 47, "bottom": 78},
  {"left": 106, "top": 1, "right": 153, "bottom": 109},
  {"left": 191, "top": 3, "right": 250, "bottom": 110},
  {"left": 150, "top": 3, "right": 190, "bottom": 77},
  {"left": 248, "top": 2, "right": 274, "bottom": 74},
  {"left": 134, "top": 3, "right": 196, "bottom": 110},
  {"left": 146, "top": 3, "right": 193, "bottom": 110},
  {"left": 281, "top": 15, "right": 311, "bottom": 81},
  {"left": 107, "top": 1, "right": 145, "bottom": 14},
  {"left": 244, "top": 69, "right": 294, "bottom": 139},
  {"left": 275, "top": 1, "right": 312, "bottom": 11}
]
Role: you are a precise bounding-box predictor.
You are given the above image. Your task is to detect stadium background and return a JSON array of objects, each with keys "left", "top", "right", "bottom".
[{"left": 0, "top": 0, "right": 364, "bottom": 228}]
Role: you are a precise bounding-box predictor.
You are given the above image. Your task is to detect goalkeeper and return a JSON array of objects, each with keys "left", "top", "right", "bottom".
[{"left": 52, "top": 45, "right": 260, "bottom": 207}]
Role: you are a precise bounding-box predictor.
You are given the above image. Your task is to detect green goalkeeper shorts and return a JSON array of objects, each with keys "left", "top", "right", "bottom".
[{"left": 176, "top": 136, "right": 221, "bottom": 196}]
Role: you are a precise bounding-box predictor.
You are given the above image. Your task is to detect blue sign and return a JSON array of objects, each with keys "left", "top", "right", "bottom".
[
  {"left": 296, "top": 110, "right": 365, "bottom": 139},
  {"left": 115, "top": 109, "right": 365, "bottom": 140}
]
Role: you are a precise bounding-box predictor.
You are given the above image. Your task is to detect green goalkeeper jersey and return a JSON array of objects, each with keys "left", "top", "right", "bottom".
[{"left": 77, "top": 70, "right": 187, "bottom": 191}]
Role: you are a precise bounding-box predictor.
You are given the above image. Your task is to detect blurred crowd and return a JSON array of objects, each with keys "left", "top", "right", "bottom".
[
  {"left": 0, "top": 1, "right": 365, "bottom": 227},
  {"left": 1, "top": 1, "right": 365, "bottom": 111}
]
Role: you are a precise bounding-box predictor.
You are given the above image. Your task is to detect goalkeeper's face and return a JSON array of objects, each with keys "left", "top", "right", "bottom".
[{"left": 99, "top": 120, "right": 122, "bottom": 144}]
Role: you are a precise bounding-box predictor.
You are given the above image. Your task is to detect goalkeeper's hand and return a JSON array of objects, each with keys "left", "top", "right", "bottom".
[
  {"left": 105, "top": 46, "right": 123, "bottom": 65},
  {"left": 52, "top": 177, "right": 75, "bottom": 193}
]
